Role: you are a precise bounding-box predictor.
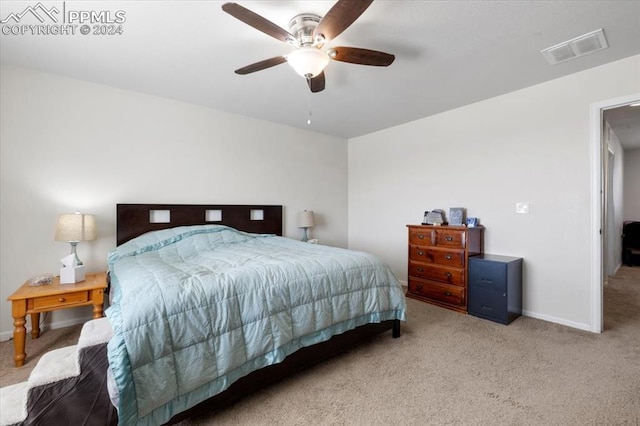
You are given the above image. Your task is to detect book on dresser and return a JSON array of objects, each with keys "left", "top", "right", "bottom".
[{"left": 406, "top": 224, "right": 484, "bottom": 313}]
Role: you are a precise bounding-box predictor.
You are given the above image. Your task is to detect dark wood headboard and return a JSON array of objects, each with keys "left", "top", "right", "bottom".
[{"left": 116, "top": 204, "right": 283, "bottom": 246}]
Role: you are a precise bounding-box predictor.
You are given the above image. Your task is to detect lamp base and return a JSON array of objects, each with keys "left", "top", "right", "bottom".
[{"left": 60, "top": 265, "right": 86, "bottom": 284}]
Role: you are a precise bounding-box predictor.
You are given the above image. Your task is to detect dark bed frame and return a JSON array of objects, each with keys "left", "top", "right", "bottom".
[
  {"left": 116, "top": 203, "right": 284, "bottom": 246},
  {"left": 114, "top": 204, "right": 400, "bottom": 425}
]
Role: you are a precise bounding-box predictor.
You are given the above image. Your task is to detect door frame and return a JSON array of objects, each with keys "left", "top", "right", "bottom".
[{"left": 590, "top": 92, "right": 640, "bottom": 333}]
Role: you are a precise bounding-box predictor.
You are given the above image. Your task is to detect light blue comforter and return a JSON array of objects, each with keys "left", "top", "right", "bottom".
[{"left": 106, "top": 225, "right": 406, "bottom": 425}]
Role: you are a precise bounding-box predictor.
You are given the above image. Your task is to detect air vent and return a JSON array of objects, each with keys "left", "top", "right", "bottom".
[{"left": 541, "top": 28, "right": 608, "bottom": 65}]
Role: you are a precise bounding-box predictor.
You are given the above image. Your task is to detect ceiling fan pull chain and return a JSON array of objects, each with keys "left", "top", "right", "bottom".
[{"left": 307, "top": 91, "right": 313, "bottom": 125}]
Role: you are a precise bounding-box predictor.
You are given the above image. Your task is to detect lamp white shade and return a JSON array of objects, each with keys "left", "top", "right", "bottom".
[
  {"left": 55, "top": 213, "right": 97, "bottom": 242},
  {"left": 287, "top": 47, "right": 330, "bottom": 78},
  {"left": 297, "top": 210, "right": 315, "bottom": 228}
]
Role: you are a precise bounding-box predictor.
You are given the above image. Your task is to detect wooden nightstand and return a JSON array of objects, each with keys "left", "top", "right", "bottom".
[{"left": 6, "top": 272, "right": 107, "bottom": 367}]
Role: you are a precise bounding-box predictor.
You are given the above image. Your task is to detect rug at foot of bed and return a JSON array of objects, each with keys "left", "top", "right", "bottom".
[{"left": 0, "top": 318, "right": 115, "bottom": 426}]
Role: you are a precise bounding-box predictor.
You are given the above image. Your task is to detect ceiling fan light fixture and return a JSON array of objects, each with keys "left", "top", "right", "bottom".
[
  {"left": 223, "top": 1, "right": 394, "bottom": 93},
  {"left": 287, "top": 47, "right": 330, "bottom": 78}
]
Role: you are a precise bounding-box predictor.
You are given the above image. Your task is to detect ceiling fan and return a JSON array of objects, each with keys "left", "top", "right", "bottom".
[{"left": 221, "top": 0, "right": 395, "bottom": 93}]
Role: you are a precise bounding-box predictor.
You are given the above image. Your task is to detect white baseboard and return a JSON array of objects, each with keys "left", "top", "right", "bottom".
[
  {"left": 400, "top": 278, "right": 592, "bottom": 333},
  {"left": 613, "top": 262, "right": 622, "bottom": 276},
  {"left": 522, "top": 309, "right": 592, "bottom": 332},
  {"left": 0, "top": 315, "right": 93, "bottom": 342}
]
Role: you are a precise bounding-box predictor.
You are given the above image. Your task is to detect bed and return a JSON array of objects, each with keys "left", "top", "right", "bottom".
[
  {"left": 15, "top": 204, "right": 406, "bottom": 426},
  {"left": 109, "top": 203, "right": 406, "bottom": 425}
]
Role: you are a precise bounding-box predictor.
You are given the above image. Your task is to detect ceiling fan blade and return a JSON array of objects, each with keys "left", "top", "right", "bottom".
[
  {"left": 222, "top": 2, "right": 295, "bottom": 44},
  {"left": 235, "top": 56, "right": 287, "bottom": 75},
  {"left": 314, "top": 0, "right": 373, "bottom": 42},
  {"left": 307, "top": 72, "right": 326, "bottom": 93},
  {"left": 330, "top": 47, "right": 395, "bottom": 66}
]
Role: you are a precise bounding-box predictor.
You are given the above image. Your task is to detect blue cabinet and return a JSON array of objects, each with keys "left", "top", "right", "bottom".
[{"left": 468, "top": 254, "right": 522, "bottom": 325}]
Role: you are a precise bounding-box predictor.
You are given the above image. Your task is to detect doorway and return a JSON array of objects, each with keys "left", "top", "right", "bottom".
[{"left": 590, "top": 93, "right": 640, "bottom": 333}]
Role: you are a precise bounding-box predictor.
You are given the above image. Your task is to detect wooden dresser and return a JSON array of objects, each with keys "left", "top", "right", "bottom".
[{"left": 406, "top": 225, "right": 484, "bottom": 313}]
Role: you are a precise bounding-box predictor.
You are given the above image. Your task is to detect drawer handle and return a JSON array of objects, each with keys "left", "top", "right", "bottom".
[
  {"left": 445, "top": 236, "right": 454, "bottom": 241},
  {"left": 445, "top": 272, "right": 452, "bottom": 278},
  {"left": 416, "top": 284, "right": 423, "bottom": 290},
  {"left": 445, "top": 255, "right": 452, "bottom": 260},
  {"left": 58, "top": 298, "right": 65, "bottom": 302},
  {"left": 417, "top": 234, "right": 425, "bottom": 239},
  {"left": 445, "top": 291, "right": 452, "bottom": 296},
  {"left": 418, "top": 251, "right": 425, "bottom": 256},
  {"left": 417, "top": 267, "right": 424, "bottom": 272}
]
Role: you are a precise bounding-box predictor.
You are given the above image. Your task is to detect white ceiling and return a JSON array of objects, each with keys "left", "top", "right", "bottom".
[{"left": 1, "top": 1, "right": 639, "bottom": 144}]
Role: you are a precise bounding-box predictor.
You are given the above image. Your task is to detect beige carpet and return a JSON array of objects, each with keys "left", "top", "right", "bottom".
[{"left": 2, "top": 267, "right": 639, "bottom": 425}]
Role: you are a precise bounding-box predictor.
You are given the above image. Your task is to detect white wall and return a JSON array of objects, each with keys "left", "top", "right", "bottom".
[
  {"left": 348, "top": 55, "right": 640, "bottom": 331},
  {"left": 0, "top": 65, "right": 347, "bottom": 339},
  {"left": 604, "top": 122, "right": 624, "bottom": 276},
  {"left": 623, "top": 148, "right": 640, "bottom": 221}
]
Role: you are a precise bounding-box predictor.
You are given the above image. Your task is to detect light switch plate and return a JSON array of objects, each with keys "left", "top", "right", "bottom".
[{"left": 516, "top": 202, "right": 530, "bottom": 214}]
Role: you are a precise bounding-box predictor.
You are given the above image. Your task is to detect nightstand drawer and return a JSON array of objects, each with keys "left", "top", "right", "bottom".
[
  {"left": 409, "top": 261, "right": 464, "bottom": 286},
  {"left": 409, "top": 245, "right": 464, "bottom": 266},
  {"left": 32, "top": 291, "right": 89, "bottom": 310},
  {"left": 408, "top": 278, "right": 465, "bottom": 307}
]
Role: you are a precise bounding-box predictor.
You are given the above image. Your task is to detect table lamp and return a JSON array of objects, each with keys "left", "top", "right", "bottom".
[
  {"left": 55, "top": 213, "right": 96, "bottom": 283},
  {"left": 297, "top": 210, "right": 314, "bottom": 242}
]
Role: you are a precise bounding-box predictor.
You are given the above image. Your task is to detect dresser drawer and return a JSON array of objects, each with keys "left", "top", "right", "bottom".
[
  {"left": 435, "top": 229, "right": 466, "bottom": 249},
  {"left": 32, "top": 291, "right": 89, "bottom": 310},
  {"left": 408, "top": 278, "right": 465, "bottom": 307},
  {"left": 408, "top": 228, "right": 435, "bottom": 246},
  {"left": 469, "top": 257, "right": 507, "bottom": 292},
  {"left": 409, "top": 261, "right": 465, "bottom": 286},
  {"left": 409, "top": 245, "right": 464, "bottom": 266}
]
